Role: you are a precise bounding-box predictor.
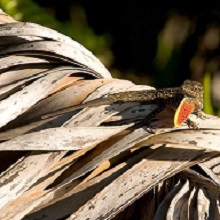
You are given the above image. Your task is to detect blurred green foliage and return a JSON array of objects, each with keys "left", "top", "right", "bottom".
[{"left": 203, "top": 72, "right": 214, "bottom": 115}]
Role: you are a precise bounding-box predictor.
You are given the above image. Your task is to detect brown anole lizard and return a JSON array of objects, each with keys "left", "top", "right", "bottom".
[{"left": 42, "top": 80, "right": 204, "bottom": 128}]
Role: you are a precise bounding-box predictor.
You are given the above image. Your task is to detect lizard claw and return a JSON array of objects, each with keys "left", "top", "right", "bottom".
[
  {"left": 134, "top": 119, "right": 156, "bottom": 133},
  {"left": 186, "top": 119, "right": 199, "bottom": 129},
  {"left": 147, "top": 126, "right": 156, "bottom": 134},
  {"left": 196, "top": 111, "right": 207, "bottom": 120},
  {"left": 142, "top": 119, "right": 157, "bottom": 133},
  {"left": 144, "top": 121, "right": 156, "bottom": 133}
]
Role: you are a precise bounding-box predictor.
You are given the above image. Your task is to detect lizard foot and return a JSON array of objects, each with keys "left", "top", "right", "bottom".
[
  {"left": 196, "top": 111, "right": 207, "bottom": 120},
  {"left": 141, "top": 119, "right": 156, "bottom": 133},
  {"left": 186, "top": 119, "right": 199, "bottom": 129},
  {"left": 133, "top": 119, "right": 156, "bottom": 133}
]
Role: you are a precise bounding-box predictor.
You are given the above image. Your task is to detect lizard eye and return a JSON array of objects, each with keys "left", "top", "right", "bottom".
[{"left": 181, "top": 80, "right": 203, "bottom": 97}]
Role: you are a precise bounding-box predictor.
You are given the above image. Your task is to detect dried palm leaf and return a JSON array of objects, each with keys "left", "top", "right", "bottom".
[{"left": 0, "top": 8, "right": 220, "bottom": 220}]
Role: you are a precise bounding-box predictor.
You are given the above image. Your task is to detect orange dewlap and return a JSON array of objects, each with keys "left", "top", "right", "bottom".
[{"left": 174, "top": 98, "right": 195, "bottom": 127}]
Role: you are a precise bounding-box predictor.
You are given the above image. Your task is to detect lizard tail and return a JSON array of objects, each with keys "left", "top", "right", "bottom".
[{"left": 41, "top": 97, "right": 112, "bottom": 119}]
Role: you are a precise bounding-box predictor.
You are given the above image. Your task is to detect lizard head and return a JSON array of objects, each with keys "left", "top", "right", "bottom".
[{"left": 181, "top": 80, "right": 204, "bottom": 110}]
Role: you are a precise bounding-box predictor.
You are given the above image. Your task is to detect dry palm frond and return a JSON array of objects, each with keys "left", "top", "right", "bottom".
[{"left": 0, "top": 8, "right": 220, "bottom": 220}]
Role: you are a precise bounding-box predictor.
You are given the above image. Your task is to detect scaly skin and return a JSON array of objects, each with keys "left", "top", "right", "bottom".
[{"left": 42, "top": 80, "right": 204, "bottom": 128}]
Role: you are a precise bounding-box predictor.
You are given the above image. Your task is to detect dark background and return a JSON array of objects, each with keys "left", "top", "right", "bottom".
[
  {"left": 1, "top": 0, "right": 220, "bottom": 115},
  {"left": 32, "top": 0, "right": 220, "bottom": 83}
]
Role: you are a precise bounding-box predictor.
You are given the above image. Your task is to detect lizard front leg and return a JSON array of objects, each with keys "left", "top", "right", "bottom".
[
  {"left": 195, "top": 110, "right": 207, "bottom": 120},
  {"left": 186, "top": 110, "right": 206, "bottom": 129}
]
